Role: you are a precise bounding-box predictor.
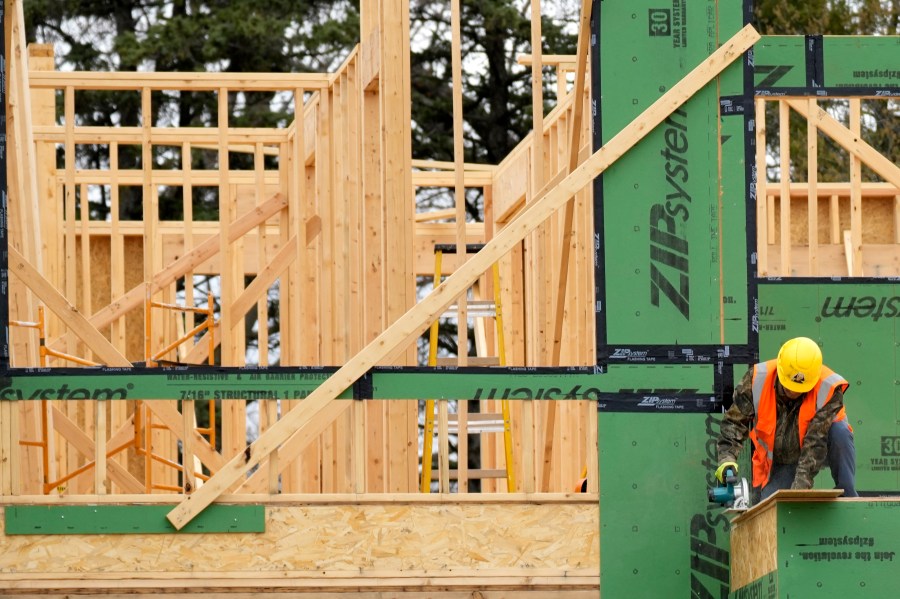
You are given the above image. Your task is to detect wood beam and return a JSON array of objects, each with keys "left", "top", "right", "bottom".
[
  {"left": 227, "top": 236, "right": 298, "bottom": 329},
  {"left": 779, "top": 101, "right": 791, "bottom": 275},
  {"left": 450, "top": 0, "right": 469, "bottom": 494},
  {"left": 544, "top": 0, "right": 592, "bottom": 492},
  {"left": 849, "top": 99, "right": 863, "bottom": 276},
  {"left": 29, "top": 71, "right": 329, "bottom": 91},
  {"left": 9, "top": 0, "right": 43, "bottom": 270},
  {"left": 359, "top": 27, "right": 381, "bottom": 91},
  {"left": 807, "top": 98, "right": 819, "bottom": 275},
  {"left": 517, "top": 54, "right": 577, "bottom": 67},
  {"left": 763, "top": 182, "right": 900, "bottom": 198}
]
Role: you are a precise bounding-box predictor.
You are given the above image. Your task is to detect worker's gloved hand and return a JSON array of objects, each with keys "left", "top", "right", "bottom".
[
  {"left": 790, "top": 472, "right": 813, "bottom": 490},
  {"left": 715, "top": 461, "right": 739, "bottom": 484}
]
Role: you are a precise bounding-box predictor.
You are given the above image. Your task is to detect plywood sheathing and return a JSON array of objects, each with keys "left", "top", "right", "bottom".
[{"left": 0, "top": 501, "right": 598, "bottom": 592}]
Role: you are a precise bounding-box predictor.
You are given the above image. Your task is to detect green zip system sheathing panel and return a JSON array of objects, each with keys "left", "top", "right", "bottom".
[
  {"left": 599, "top": 412, "right": 739, "bottom": 598},
  {"left": 598, "top": 0, "right": 749, "bottom": 350},
  {"left": 730, "top": 501, "right": 900, "bottom": 598},
  {"left": 595, "top": 1, "right": 750, "bottom": 596},
  {"left": 0, "top": 370, "right": 352, "bottom": 401},
  {"left": 759, "top": 282, "right": 900, "bottom": 492},
  {"left": 4, "top": 504, "right": 264, "bottom": 534},
  {"left": 754, "top": 35, "right": 900, "bottom": 91}
]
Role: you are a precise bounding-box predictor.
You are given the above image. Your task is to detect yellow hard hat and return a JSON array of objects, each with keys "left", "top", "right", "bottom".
[{"left": 776, "top": 337, "right": 823, "bottom": 393}]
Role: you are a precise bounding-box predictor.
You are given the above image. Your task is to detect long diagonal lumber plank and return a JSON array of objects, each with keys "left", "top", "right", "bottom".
[
  {"left": 167, "top": 25, "right": 759, "bottom": 529},
  {"left": 8, "top": 247, "right": 131, "bottom": 367},
  {"left": 8, "top": 246, "right": 226, "bottom": 481},
  {"left": 227, "top": 236, "right": 298, "bottom": 328}
]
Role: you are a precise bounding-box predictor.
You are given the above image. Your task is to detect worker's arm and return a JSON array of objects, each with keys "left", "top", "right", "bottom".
[
  {"left": 792, "top": 387, "right": 845, "bottom": 489},
  {"left": 717, "top": 369, "right": 755, "bottom": 464}
]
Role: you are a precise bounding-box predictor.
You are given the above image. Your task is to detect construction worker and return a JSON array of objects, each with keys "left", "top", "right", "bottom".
[{"left": 715, "top": 337, "right": 858, "bottom": 501}]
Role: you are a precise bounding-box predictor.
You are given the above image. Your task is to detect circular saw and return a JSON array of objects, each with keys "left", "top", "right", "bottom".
[{"left": 707, "top": 467, "right": 750, "bottom": 511}]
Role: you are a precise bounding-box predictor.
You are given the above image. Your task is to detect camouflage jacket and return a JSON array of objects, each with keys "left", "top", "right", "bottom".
[{"left": 717, "top": 367, "right": 845, "bottom": 490}]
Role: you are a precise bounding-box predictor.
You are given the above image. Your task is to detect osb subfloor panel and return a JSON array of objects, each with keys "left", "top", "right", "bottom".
[{"left": 0, "top": 502, "right": 599, "bottom": 595}]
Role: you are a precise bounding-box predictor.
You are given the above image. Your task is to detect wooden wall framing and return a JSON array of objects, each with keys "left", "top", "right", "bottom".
[
  {"left": 1, "top": 0, "right": 602, "bottom": 499},
  {"left": 755, "top": 96, "right": 900, "bottom": 277},
  {"left": 5, "top": 0, "right": 898, "bottom": 592}
]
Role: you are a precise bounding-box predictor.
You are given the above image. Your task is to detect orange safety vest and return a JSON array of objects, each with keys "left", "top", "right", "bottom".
[{"left": 747, "top": 360, "right": 849, "bottom": 489}]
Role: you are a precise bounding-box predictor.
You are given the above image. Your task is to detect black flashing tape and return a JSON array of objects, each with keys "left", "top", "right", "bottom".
[
  {"left": 372, "top": 365, "right": 597, "bottom": 375},
  {"left": 354, "top": 371, "right": 373, "bottom": 400},
  {"left": 806, "top": 35, "right": 825, "bottom": 88},
  {"left": 6, "top": 365, "right": 340, "bottom": 377},
  {"left": 598, "top": 344, "right": 756, "bottom": 365},
  {"left": 743, "top": 37, "right": 761, "bottom": 365},
  {"left": 596, "top": 393, "right": 721, "bottom": 413},
  {"left": 755, "top": 86, "right": 900, "bottom": 97},
  {"left": 758, "top": 277, "right": 900, "bottom": 285},
  {"left": 591, "top": 0, "right": 607, "bottom": 366},
  {"left": 719, "top": 362, "right": 735, "bottom": 409},
  {"left": 433, "top": 243, "right": 486, "bottom": 255}
]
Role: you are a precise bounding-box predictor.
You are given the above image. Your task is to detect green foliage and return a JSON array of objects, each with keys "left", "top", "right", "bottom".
[
  {"left": 409, "top": 0, "right": 575, "bottom": 224},
  {"left": 24, "top": 0, "right": 360, "bottom": 221},
  {"left": 410, "top": 0, "right": 575, "bottom": 165},
  {"left": 756, "top": 0, "right": 900, "bottom": 36},
  {"left": 754, "top": 0, "right": 853, "bottom": 35}
]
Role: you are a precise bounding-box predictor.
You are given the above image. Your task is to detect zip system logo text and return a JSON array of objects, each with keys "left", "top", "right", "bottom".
[
  {"left": 650, "top": 107, "right": 691, "bottom": 320},
  {"left": 0, "top": 383, "right": 133, "bottom": 400},
  {"left": 820, "top": 295, "right": 900, "bottom": 321}
]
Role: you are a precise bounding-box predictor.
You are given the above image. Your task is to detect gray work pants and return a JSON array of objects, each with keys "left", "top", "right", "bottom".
[{"left": 759, "top": 419, "right": 858, "bottom": 500}]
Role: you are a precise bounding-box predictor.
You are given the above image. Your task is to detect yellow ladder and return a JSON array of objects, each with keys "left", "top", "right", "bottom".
[{"left": 421, "top": 244, "right": 516, "bottom": 493}]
